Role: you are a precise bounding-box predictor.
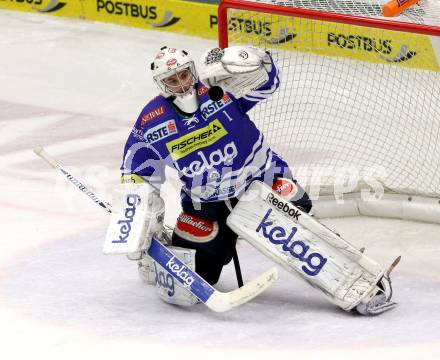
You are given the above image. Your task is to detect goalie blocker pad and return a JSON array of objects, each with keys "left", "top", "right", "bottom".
[
  {"left": 103, "top": 183, "right": 164, "bottom": 254},
  {"left": 227, "top": 181, "right": 384, "bottom": 311}
]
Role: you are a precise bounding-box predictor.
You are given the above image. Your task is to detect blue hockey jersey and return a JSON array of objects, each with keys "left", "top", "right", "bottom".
[{"left": 121, "top": 57, "right": 291, "bottom": 203}]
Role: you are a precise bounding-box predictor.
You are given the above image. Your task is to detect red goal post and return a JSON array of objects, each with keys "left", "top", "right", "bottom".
[
  {"left": 216, "top": 0, "right": 440, "bottom": 223},
  {"left": 218, "top": 0, "right": 440, "bottom": 48}
]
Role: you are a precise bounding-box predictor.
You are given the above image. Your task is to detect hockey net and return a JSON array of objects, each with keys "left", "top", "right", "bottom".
[{"left": 218, "top": 0, "right": 440, "bottom": 220}]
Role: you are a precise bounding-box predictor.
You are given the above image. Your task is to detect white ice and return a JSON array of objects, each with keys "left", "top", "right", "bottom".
[{"left": 0, "top": 9, "right": 439, "bottom": 360}]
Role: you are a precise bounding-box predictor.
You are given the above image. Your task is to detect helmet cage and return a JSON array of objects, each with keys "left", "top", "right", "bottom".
[{"left": 153, "top": 61, "right": 197, "bottom": 97}]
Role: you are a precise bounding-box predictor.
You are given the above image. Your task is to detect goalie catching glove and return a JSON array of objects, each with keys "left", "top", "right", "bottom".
[{"left": 199, "top": 46, "right": 272, "bottom": 99}]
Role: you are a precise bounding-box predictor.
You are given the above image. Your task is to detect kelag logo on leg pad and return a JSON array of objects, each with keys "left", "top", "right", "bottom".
[
  {"left": 256, "top": 208, "right": 327, "bottom": 276},
  {"left": 153, "top": 262, "right": 175, "bottom": 296}
]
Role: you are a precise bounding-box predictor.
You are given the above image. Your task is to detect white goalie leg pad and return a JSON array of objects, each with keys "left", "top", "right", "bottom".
[
  {"left": 227, "top": 181, "right": 388, "bottom": 311},
  {"left": 127, "top": 227, "right": 173, "bottom": 286},
  {"left": 153, "top": 246, "right": 199, "bottom": 307},
  {"left": 103, "top": 182, "right": 165, "bottom": 254},
  {"left": 137, "top": 253, "right": 155, "bottom": 285}
]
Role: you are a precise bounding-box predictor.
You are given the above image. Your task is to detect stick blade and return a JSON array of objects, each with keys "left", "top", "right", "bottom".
[{"left": 205, "top": 267, "right": 278, "bottom": 312}]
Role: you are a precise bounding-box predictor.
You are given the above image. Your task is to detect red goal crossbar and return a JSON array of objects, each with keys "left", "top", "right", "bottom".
[{"left": 218, "top": 0, "right": 440, "bottom": 48}]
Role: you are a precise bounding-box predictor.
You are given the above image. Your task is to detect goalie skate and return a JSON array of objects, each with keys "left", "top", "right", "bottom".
[{"left": 355, "top": 256, "right": 401, "bottom": 315}]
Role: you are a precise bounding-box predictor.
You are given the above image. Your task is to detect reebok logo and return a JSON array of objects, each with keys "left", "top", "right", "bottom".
[{"left": 266, "top": 193, "right": 301, "bottom": 221}]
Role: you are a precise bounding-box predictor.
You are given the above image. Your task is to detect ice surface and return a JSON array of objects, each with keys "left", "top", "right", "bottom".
[{"left": 0, "top": 9, "right": 439, "bottom": 360}]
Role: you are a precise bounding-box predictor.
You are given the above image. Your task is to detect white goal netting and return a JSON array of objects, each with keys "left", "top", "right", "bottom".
[{"left": 221, "top": 0, "right": 440, "bottom": 199}]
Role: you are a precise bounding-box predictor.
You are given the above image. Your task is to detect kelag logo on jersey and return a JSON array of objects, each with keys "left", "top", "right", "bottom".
[
  {"left": 200, "top": 94, "right": 232, "bottom": 120},
  {"left": 144, "top": 119, "right": 177, "bottom": 145},
  {"left": 176, "top": 141, "right": 238, "bottom": 178},
  {"left": 166, "top": 119, "right": 227, "bottom": 160}
]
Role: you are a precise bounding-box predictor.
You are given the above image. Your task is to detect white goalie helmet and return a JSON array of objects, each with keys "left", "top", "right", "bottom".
[{"left": 151, "top": 47, "right": 199, "bottom": 114}]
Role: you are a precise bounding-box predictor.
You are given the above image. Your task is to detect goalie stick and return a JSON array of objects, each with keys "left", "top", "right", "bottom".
[{"left": 33, "top": 146, "right": 278, "bottom": 312}]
